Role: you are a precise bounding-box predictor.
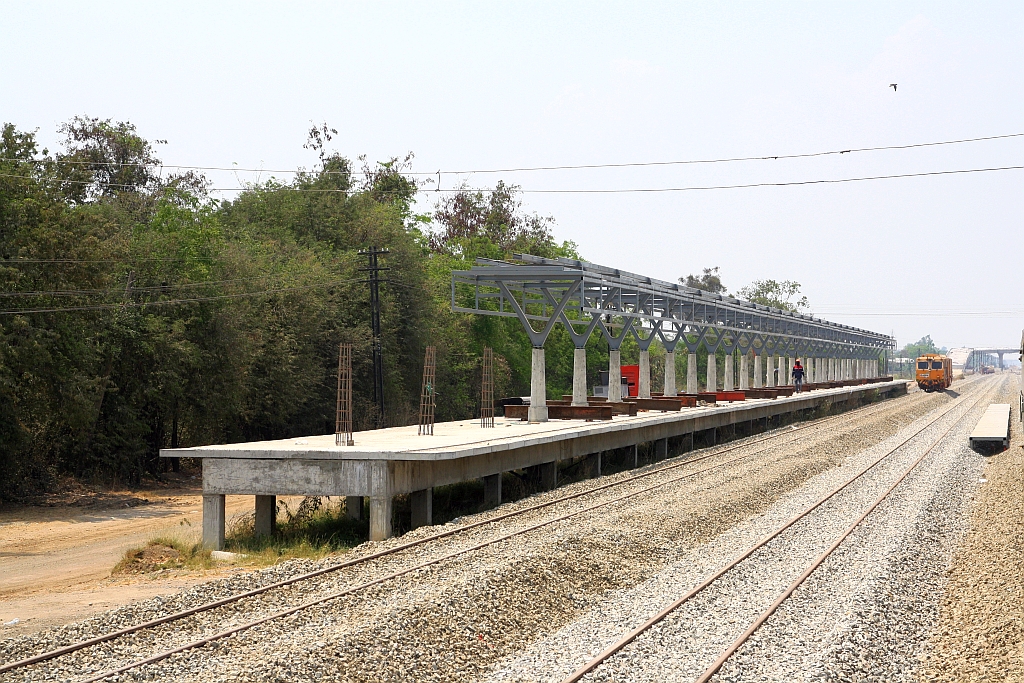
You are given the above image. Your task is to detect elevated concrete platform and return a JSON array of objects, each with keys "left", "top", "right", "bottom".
[
  {"left": 162, "top": 379, "right": 908, "bottom": 547},
  {"left": 969, "top": 403, "right": 1011, "bottom": 450}
]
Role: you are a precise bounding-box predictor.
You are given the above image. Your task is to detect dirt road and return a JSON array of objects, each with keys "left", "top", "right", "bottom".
[{"left": 0, "top": 488, "right": 261, "bottom": 634}]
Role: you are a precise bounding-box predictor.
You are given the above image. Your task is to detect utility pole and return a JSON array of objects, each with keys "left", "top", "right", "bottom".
[{"left": 359, "top": 247, "right": 389, "bottom": 428}]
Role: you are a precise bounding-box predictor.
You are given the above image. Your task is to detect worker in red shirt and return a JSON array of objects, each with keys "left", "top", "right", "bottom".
[{"left": 793, "top": 359, "right": 805, "bottom": 392}]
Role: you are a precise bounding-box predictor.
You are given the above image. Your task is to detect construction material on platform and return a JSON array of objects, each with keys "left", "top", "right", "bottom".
[
  {"left": 418, "top": 346, "right": 437, "bottom": 435},
  {"left": 481, "top": 347, "right": 494, "bottom": 428},
  {"left": 335, "top": 343, "right": 354, "bottom": 447},
  {"left": 969, "top": 403, "right": 1010, "bottom": 449},
  {"left": 505, "top": 404, "right": 614, "bottom": 421}
]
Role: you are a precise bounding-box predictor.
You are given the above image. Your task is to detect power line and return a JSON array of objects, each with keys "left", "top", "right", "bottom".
[
  {"left": 1, "top": 131, "right": 1020, "bottom": 175},
  {"left": 0, "top": 279, "right": 358, "bottom": 316},
  {"left": 0, "top": 257, "right": 216, "bottom": 264},
  {"left": 2, "top": 164, "right": 1021, "bottom": 196},
  {"left": 0, "top": 275, "right": 319, "bottom": 297}
]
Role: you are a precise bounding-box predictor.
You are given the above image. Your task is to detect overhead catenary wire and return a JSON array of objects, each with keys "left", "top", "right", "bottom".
[
  {"left": 2, "top": 164, "right": 1021, "bottom": 195},
  {"left": 0, "top": 131, "right": 1020, "bottom": 175}
]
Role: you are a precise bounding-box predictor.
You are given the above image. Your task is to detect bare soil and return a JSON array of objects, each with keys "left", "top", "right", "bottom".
[{"left": 0, "top": 476, "right": 278, "bottom": 635}]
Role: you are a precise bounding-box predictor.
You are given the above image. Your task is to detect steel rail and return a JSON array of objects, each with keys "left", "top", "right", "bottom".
[
  {"left": 558, "top": 378, "right": 991, "bottom": 683},
  {"left": 0, "top": 379, "right": 918, "bottom": 676},
  {"left": 60, "top": 384, "right": 935, "bottom": 682},
  {"left": 693, "top": 379, "right": 1000, "bottom": 683}
]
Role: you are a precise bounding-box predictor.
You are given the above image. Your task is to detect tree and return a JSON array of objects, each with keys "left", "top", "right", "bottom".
[
  {"left": 429, "top": 181, "right": 569, "bottom": 259},
  {"left": 737, "top": 279, "right": 809, "bottom": 313},
  {"left": 899, "top": 336, "right": 945, "bottom": 359},
  {"left": 680, "top": 267, "right": 727, "bottom": 294}
]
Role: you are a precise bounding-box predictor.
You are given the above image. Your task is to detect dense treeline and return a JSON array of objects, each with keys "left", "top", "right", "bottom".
[{"left": 0, "top": 117, "right": 586, "bottom": 498}]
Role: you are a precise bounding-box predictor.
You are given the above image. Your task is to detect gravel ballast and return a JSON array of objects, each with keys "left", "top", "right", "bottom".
[{"left": 0, "top": 380, "right": 974, "bottom": 682}]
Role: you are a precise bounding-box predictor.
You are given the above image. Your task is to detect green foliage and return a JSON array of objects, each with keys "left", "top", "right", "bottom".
[
  {"left": 680, "top": 266, "right": 727, "bottom": 294},
  {"left": 0, "top": 118, "right": 588, "bottom": 498},
  {"left": 737, "top": 279, "right": 809, "bottom": 313},
  {"left": 899, "top": 335, "right": 946, "bottom": 359}
]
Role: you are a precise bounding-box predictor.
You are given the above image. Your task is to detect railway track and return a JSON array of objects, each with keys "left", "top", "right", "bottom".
[
  {"left": 0, "top": 379, "right": 960, "bottom": 682},
  {"left": 557, "top": 376, "right": 997, "bottom": 683}
]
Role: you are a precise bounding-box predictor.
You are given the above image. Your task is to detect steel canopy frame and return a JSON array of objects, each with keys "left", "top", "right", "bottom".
[{"left": 451, "top": 254, "right": 894, "bottom": 359}]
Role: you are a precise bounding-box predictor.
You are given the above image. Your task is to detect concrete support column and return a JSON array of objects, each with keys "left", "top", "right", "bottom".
[
  {"left": 766, "top": 354, "right": 775, "bottom": 387},
  {"left": 781, "top": 356, "right": 789, "bottom": 386},
  {"left": 529, "top": 347, "right": 548, "bottom": 422},
  {"left": 346, "top": 495, "right": 364, "bottom": 521},
  {"left": 706, "top": 352, "right": 717, "bottom": 392},
  {"left": 538, "top": 461, "right": 557, "bottom": 490},
  {"left": 723, "top": 352, "right": 734, "bottom": 391},
  {"left": 639, "top": 349, "right": 652, "bottom": 399},
  {"left": 572, "top": 347, "right": 588, "bottom": 406},
  {"left": 254, "top": 495, "right": 276, "bottom": 538},
  {"left": 753, "top": 354, "right": 763, "bottom": 389},
  {"left": 483, "top": 473, "right": 502, "bottom": 508},
  {"left": 369, "top": 460, "right": 393, "bottom": 542},
  {"left": 739, "top": 353, "right": 749, "bottom": 390},
  {"left": 202, "top": 494, "right": 225, "bottom": 550},
  {"left": 411, "top": 488, "right": 433, "bottom": 529},
  {"left": 583, "top": 452, "right": 602, "bottom": 478},
  {"left": 657, "top": 438, "right": 668, "bottom": 459},
  {"left": 664, "top": 351, "right": 677, "bottom": 397},
  {"left": 687, "top": 353, "right": 698, "bottom": 394},
  {"left": 608, "top": 350, "right": 622, "bottom": 403}
]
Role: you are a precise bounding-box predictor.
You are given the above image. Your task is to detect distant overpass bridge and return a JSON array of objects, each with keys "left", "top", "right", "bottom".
[{"left": 948, "top": 347, "right": 1020, "bottom": 370}]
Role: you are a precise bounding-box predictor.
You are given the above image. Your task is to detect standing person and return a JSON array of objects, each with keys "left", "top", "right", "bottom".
[{"left": 793, "top": 359, "right": 805, "bottom": 392}]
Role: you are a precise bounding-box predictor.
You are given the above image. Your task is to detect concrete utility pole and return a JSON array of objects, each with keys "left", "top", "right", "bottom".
[{"left": 359, "top": 247, "right": 389, "bottom": 428}]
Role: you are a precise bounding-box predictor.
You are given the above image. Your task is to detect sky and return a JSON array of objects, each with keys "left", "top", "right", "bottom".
[{"left": 2, "top": 1, "right": 1022, "bottom": 350}]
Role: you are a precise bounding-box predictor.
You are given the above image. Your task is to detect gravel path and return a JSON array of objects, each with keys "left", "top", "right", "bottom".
[
  {"left": 918, "top": 375, "right": 1024, "bottom": 683},
  {"left": 0, "top": 381, "right": 967, "bottom": 682},
  {"left": 483, "top": 375, "right": 999, "bottom": 683}
]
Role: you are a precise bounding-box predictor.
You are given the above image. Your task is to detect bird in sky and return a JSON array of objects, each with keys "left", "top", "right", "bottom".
[{"left": 890, "top": 83, "right": 898, "bottom": 91}]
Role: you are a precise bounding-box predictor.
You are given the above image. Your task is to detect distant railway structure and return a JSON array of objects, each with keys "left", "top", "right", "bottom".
[
  {"left": 164, "top": 255, "right": 900, "bottom": 547},
  {"left": 452, "top": 254, "right": 895, "bottom": 416}
]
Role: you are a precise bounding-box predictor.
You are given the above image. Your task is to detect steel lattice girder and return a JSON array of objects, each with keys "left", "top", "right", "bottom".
[{"left": 451, "top": 254, "right": 894, "bottom": 357}]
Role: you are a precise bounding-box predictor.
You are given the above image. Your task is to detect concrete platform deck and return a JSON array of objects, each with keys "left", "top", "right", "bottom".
[
  {"left": 162, "top": 379, "right": 908, "bottom": 547},
  {"left": 969, "top": 403, "right": 1011, "bottom": 450}
]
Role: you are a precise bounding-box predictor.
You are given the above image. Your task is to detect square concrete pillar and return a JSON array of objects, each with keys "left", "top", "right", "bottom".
[
  {"left": 638, "top": 350, "right": 651, "bottom": 399},
  {"left": 583, "top": 452, "right": 601, "bottom": 478},
  {"left": 483, "top": 473, "right": 502, "bottom": 508},
  {"left": 572, "top": 348, "right": 588, "bottom": 406},
  {"left": 346, "top": 495, "right": 364, "bottom": 521},
  {"left": 753, "top": 354, "right": 762, "bottom": 389},
  {"left": 411, "top": 488, "right": 433, "bottom": 529},
  {"left": 254, "top": 495, "right": 276, "bottom": 538},
  {"left": 739, "top": 353, "right": 749, "bottom": 390},
  {"left": 723, "top": 352, "right": 734, "bottom": 391},
  {"left": 766, "top": 354, "right": 775, "bottom": 387},
  {"left": 632, "top": 444, "right": 639, "bottom": 468},
  {"left": 687, "top": 352, "right": 698, "bottom": 394},
  {"left": 657, "top": 438, "right": 668, "bottom": 459},
  {"left": 369, "top": 460, "right": 393, "bottom": 541},
  {"left": 529, "top": 347, "right": 548, "bottom": 422},
  {"left": 608, "top": 349, "right": 622, "bottom": 402},
  {"left": 706, "top": 353, "right": 717, "bottom": 391},
  {"left": 202, "top": 494, "right": 225, "bottom": 550},
  {"left": 664, "top": 351, "right": 677, "bottom": 397},
  {"left": 538, "top": 461, "right": 558, "bottom": 490}
]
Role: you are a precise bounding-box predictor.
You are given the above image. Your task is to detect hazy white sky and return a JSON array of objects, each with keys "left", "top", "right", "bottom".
[{"left": 3, "top": 1, "right": 1021, "bottom": 349}]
